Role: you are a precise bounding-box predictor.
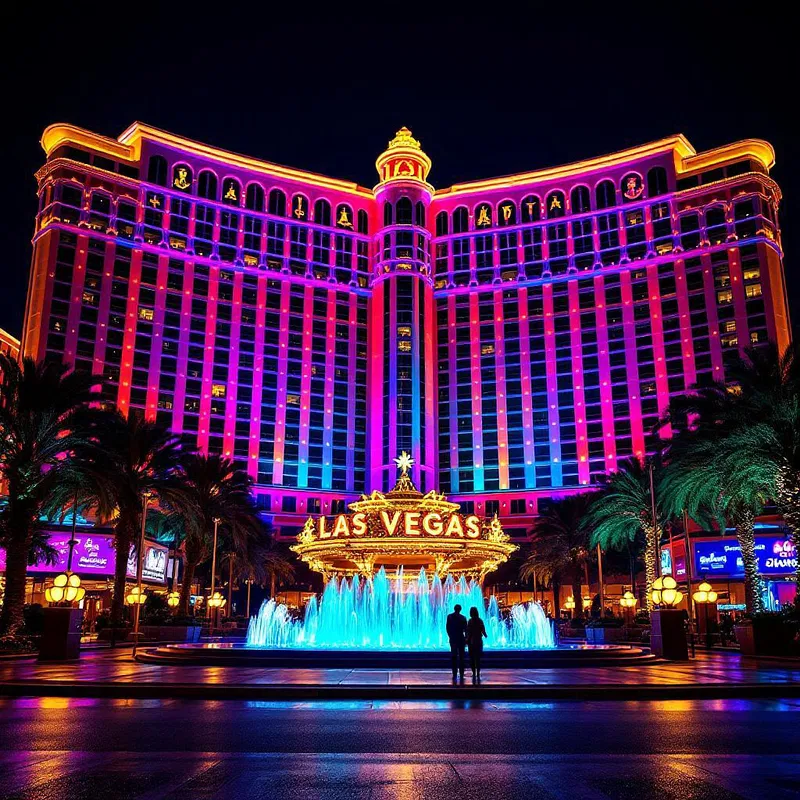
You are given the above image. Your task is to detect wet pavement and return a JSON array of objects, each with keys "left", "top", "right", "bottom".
[
  {"left": 2, "top": 647, "right": 799, "bottom": 686},
  {"left": 1, "top": 696, "right": 798, "bottom": 798}
]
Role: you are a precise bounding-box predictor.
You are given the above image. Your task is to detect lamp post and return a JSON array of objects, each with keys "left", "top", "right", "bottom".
[
  {"left": 651, "top": 576, "right": 683, "bottom": 609},
  {"left": 692, "top": 580, "right": 718, "bottom": 650},
  {"left": 619, "top": 590, "right": 637, "bottom": 624},
  {"left": 45, "top": 487, "right": 86, "bottom": 607},
  {"left": 167, "top": 591, "right": 180, "bottom": 609},
  {"left": 131, "top": 490, "right": 153, "bottom": 659},
  {"left": 208, "top": 517, "right": 220, "bottom": 624},
  {"left": 564, "top": 596, "right": 575, "bottom": 619},
  {"left": 208, "top": 591, "right": 226, "bottom": 630}
]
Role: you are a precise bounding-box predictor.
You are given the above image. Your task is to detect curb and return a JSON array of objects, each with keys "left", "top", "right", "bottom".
[{"left": 1, "top": 680, "right": 798, "bottom": 701}]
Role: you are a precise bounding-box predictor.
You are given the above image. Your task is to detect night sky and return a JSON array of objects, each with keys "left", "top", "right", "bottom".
[{"left": 3, "top": 9, "right": 795, "bottom": 338}]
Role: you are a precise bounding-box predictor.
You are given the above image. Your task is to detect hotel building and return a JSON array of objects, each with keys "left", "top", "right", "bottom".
[{"left": 21, "top": 124, "right": 789, "bottom": 541}]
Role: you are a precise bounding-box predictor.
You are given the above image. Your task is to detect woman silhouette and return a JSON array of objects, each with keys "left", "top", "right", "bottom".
[{"left": 466, "top": 606, "right": 487, "bottom": 684}]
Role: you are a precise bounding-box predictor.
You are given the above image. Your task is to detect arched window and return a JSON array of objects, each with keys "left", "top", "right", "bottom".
[
  {"left": 198, "top": 170, "right": 218, "bottom": 200},
  {"left": 435, "top": 211, "right": 449, "bottom": 236},
  {"left": 570, "top": 186, "right": 590, "bottom": 214},
  {"left": 357, "top": 209, "right": 369, "bottom": 234},
  {"left": 245, "top": 183, "right": 265, "bottom": 211},
  {"left": 621, "top": 173, "right": 644, "bottom": 202},
  {"left": 474, "top": 203, "right": 492, "bottom": 228},
  {"left": 497, "top": 200, "right": 516, "bottom": 226},
  {"left": 647, "top": 166, "right": 668, "bottom": 197},
  {"left": 453, "top": 206, "right": 469, "bottom": 234},
  {"left": 147, "top": 155, "right": 168, "bottom": 186},
  {"left": 268, "top": 189, "right": 286, "bottom": 216},
  {"left": 521, "top": 195, "right": 540, "bottom": 223},
  {"left": 396, "top": 197, "right": 413, "bottom": 225},
  {"left": 546, "top": 191, "right": 565, "bottom": 218},
  {"left": 415, "top": 201, "right": 426, "bottom": 227},
  {"left": 222, "top": 177, "right": 241, "bottom": 205},
  {"left": 314, "top": 199, "right": 331, "bottom": 226},
  {"left": 595, "top": 180, "right": 615, "bottom": 210},
  {"left": 172, "top": 163, "right": 192, "bottom": 192},
  {"left": 336, "top": 204, "right": 354, "bottom": 229},
  {"left": 383, "top": 202, "right": 393, "bottom": 227},
  {"left": 291, "top": 194, "right": 308, "bottom": 220}
]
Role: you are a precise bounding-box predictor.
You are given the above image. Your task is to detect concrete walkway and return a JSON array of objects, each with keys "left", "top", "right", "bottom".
[{"left": 1, "top": 648, "right": 798, "bottom": 700}]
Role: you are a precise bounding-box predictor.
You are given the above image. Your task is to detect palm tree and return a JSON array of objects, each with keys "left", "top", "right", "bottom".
[
  {"left": 0, "top": 355, "right": 101, "bottom": 635},
  {"left": 664, "top": 342, "right": 800, "bottom": 594},
  {"left": 56, "top": 410, "right": 183, "bottom": 629},
  {"left": 661, "top": 433, "right": 769, "bottom": 614},
  {"left": 520, "top": 494, "right": 593, "bottom": 619},
  {"left": 584, "top": 457, "right": 663, "bottom": 610},
  {"left": 168, "top": 453, "right": 268, "bottom": 615}
]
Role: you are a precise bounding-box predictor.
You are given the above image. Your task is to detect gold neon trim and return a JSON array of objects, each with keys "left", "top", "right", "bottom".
[
  {"left": 433, "top": 135, "right": 775, "bottom": 197},
  {"left": 41, "top": 124, "right": 135, "bottom": 161}
]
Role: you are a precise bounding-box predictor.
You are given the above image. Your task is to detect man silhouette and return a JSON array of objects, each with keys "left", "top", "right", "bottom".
[{"left": 446, "top": 603, "right": 468, "bottom": 684}]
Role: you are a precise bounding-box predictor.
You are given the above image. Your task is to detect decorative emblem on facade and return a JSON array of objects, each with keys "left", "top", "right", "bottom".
[
  {"left": 549, "top": 195, "right": 562, "bottom": 211},
  {"left": 293, "top": 196, "right": 306, "bottom": 219},
  {"left": 337, "top": 207, "right": 353, "bottom": 228},
  {"left": 623, "top": 173, "right": 644, "bottom": 200},
  {"left": 173, "top": 167, "right": 191, "bottom": 191},
  {"left": 476, "top": 205, "right": 491, "bottom": 227},
  {"left": 224, "top": 182, "right": 238, "bottom": 202}
]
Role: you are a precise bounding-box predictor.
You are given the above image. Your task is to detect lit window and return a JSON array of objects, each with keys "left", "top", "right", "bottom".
[
  {"left": 721, "top": 334, "right": 738, "bottom": 348},
  {"left": 745, "top": 283, "right": 762, "bottom": 298},
  {"left": 750, "top": 331, "right": 761, "bottom": 344},
  {"left": 286, "top": 394, "right": 300, "bottom": 405},
  {"left": 481, "top": 344, "right": 495, "bottom": 355},
  {"left": 724, "top": 320, "right": 736, "bottom": 333},
  {"left": 138, "top": 307, "right": 154, "bottom": 321},
  {"left": 742, "top": 267, "right": 760, "bottom": 281},
  {"left": 244, "top": 254, "right": 258, "bottom": 267},
  {"left": 211, "top": 384, "right": 226, "bottom": 398},
  {"left": 397, "top": 326, "right": 411, "bottom": 337},
  {"left": 716, "top": 290, "right": 733, "bottom": 304},
  {"left": 82, "top": 291, "right": 96, "bottom": 305},
  {"left": 398, "top": 341, "right": 412, "bottom": 352}
]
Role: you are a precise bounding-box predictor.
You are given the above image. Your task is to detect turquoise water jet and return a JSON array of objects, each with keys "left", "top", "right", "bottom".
[{"left": 247, "top": 566, "right": 555, "bottom": 650}]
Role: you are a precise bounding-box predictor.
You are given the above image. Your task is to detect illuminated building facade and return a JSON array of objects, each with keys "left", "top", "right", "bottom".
[{"left": 22, "top": 124, "right": 789, "bottom": 540}]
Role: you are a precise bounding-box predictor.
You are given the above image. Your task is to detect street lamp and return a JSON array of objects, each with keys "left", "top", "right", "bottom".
[
  {"left": 126, "top": 586, "right": 147, "bottom": 606},
  {"left": 692, "top": 580, "right": 718, "bottom": 649},
  {"left": 208, "top": 517, "right": 221, "bottom": 621},
  {"left": 619, "top": 590, "right": 637, "bottom": 623},
  {"left": 45, "top": 572, "right": 85, "bottom": 604},
  {"left": 167, "top": 591, "right": 180, "bottom": 608},
  {"left": 208, "top": 590, "right": 226, "bottom": 630},
  {"left": 131, "top": 490, "right": 153, "bottom": 658},
  {"left": 651, "top": 576, "right": 683, "bottom": 608}
]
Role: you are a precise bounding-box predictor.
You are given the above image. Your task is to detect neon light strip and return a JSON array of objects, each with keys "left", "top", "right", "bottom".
[
  {"left": 469, "top": 293, "right": 484, "bottom": 492},
  {"left": 322, "top": 288, "right": 336, "bottom": 490},
  {"left": 542, "top": 284, "right": 562, "bottom": 485},
  {"left": 493, "top": 289, "right": 509, "bottom": 490},
  {"left": 297, "top": 285, "right": 314, "bottom": 488},
  {"left": 144, "top": 255, "right": 168, "bottom": 422},
  {"left": 271, "top": 281, "right": 291, "bottom": 484},
  {"left": 619, "top": 272, "right": 644, "bottom": 459},
  {"left": 222, "top": 273, "right": 243, "bottom": 458},
  {"left": 568, "top": 280, "right": 591, "bottom": 483},
  {"left": 516, "top": 287, "right": 536, "bottom": 489},
  {"left": 593, "top": 275, "right": 615, "bottom": 480}
]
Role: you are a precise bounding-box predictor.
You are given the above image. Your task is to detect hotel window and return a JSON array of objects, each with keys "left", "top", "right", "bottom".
[
  {"left": 357, "top": 209, "right": 369, "bottom": 234},
  {"left": 625, "top": 208, "right": 646, "bottom": 259},
  {"left": 598, "top": 213, "right": 619, "bottom": 264},
  {"left": 395, "top": 197, "right": 413, "bottom": 225},
  {"left": 521, "top": 195, "right": 540, "bottom": 222},
  {"left": 705, "top": 206, "right": 727, "bottom": 245},
  {"left": 138, "top": 307, "right": 154, "bottom": 321},
  {"left": 745, "top": 283, "right": 762, "bottom": 299},
  {"left": 267, "top": 221, "right": 285, "bottom": 257},
  {"left": 570, "top": 185, "right": 591, "bottom": 214},
  {"left": 547, "top": 223, "right": 567, "bottom": 258},
  {"left": 415, "top": 201, "right": 426, "bottom": 227},
  {"left": 245, "top": 183, "right": 265, "bottom": 212},
  {"left": 314, "top": 199, "right": 332, "bottom": 226},
  {"left": 268, "top": 189, "right": 286, "bottom": 216},
  {"left": 290, "top": 226, "right": 308, "bottom": 259},
  {"left": 595, "top": 180, "right": 615, "bottom": 210},
  {"left": 647, "top": 166, "right": 668, "bottom": 197},
  {"left": 116, "top": 201, "right": 136, "bottom": 239},
  {"left": 143, "top": 194, "right": 164, "bottom": 244},
  {"left": 312, "top": 231, "right": 331, "bottom": 272},
  {"left": 436, "top": 211, "right": 449, "bottom": 236},
  {"left": 546, "top": 191, "right": 565, "bottom": 218},
  {"left": 453, "top": 206, "right": 469, "bottom": 234},
  {"left": 651, "top": 201, "right": 672, "bottom": 252},
  {"left": 435, "top": 242, "right": 448, "bottom": 276},
  {"left": 197, "top": 170, "right": 218, "bottom": 200},
  {"left": 522, "top": 227, "right": 543, "bottom": 267},
  {"left": 244, "top": 215, "right": 262, "bottom": 255},
  {"left": 194, "top": 205, "right": 215, "bottom": 256},
  {"left": 169, "top": 197, "right": 190, "bottom": 247},
  {"left": 499, "top": 232, "right": 517, "bottom": 266},
  {"left": 383, "top": 202, "right": 393, "bottom": 227},
  {"left": 147, "top": 155, "right": 168, "bottom": 186},
  {"left": 219, "top": 211, "right": 239, "bottom": 261},
  {"left": 572, "top": 218, "right": 593, "bottom": 254},
  {"left": 476, "top": 234, "right": 493, "bottom": 282},
  {"left": 679, "top": 213, "right": 701, "bottom": 250},
  {"left": 172, "top": 163, "right": 193, "bottom": 192},
  {"left": 716, "top": 288, "right": 733, "bottom": 305},
  {"left": 742, "top": 264, "right": 760, "bottom": 282}
]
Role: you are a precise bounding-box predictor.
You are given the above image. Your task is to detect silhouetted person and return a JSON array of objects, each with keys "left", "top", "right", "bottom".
[
  {"left": 466, "top": 606, "right": 487, "bottom": 684},
  {"left": 446, "top": 604, "right": 467, "bottom": 683}
]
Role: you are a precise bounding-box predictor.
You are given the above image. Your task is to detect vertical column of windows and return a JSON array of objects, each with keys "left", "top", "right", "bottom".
[
  {"left": 368, "top": 285, "right": 384, "bottom": 490},
  {"left": 91, "top": 241, "right": 113, "bottom": 380},
  {"left": 117, "top": 249, "right": 143, "bottom": 414},
  {"left": 222, "top": 272, "right": 244, "bottom": 460},
  {"left": 331, "top": 292, "right": 352, "bottom": 492},
  {"left": 593, "top": 276, "right": 617, "bottom": 478},
  {"left": 258, "top": 279, "right": 282, "bottom": 485},
  {"left": 64, "top": 234, "right": 90, "bottom": 366},
  {"left": 542, "top": 284, "right": 562, "bottom": 486},
  {"left": 739, "top": 244, "right": 768, "bottom": 346},
  {"left": 704, "top": 252, "right": 726, "bottom": 380},
  {"left": 270, "top": 280, "right": 291, "bottom": 484},
  {"left": 323, "top": 289, "right": 337, "bottom": 490},
  {"left": 492, "top": 290, "right": 510, "bottom": 490},
  {"left": 619, "top": 272, "right": 645, "bottom": 459},
  {"left": 233, "top": 275, "right": 257, "bottom": 467},
  {"left": 296, "top": 286, "right": 315, "bottom": 487},
  {"left": 659, "top": 264, "right": 685, "bottom": 398},
  {"left": 528, "top": 289, "right": 550, "bottom": 487},
  {"left": 516, "top": 288, "right": 536, "bottom": 489},
  {"left": 143, "top": 254, "right": 169, "bottom": 421},
  {"left": 435, "top": 299, "right": 451, "bottom": 492},
  {"left": 454, "top": 297, "right": 472, "bottom": 492},
  {"left": 569, "top": 281, "right": 591, "bottom": 484},
  {"left": 468, "top": 293, "right": 484, "bottom": 492},
  {"left": 674, "top": 260, "right": 697, "bottom": 392},
  {"left": 281, "top": 285, "right": 305, "bottom": 487},
  {"left": 169, "top": 262, "right": 193, "bottom": 435}
]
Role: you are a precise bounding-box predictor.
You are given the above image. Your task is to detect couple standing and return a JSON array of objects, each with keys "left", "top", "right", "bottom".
[{"left": 446, "top": 604, "right": 487, "bottom": 684}]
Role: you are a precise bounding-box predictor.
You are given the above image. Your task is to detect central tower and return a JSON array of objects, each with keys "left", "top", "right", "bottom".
[{"left": 368, "top": 129, "right": 437, "bottom": 492}]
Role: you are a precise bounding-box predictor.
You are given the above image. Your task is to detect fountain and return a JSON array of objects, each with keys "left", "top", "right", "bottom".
[{"left": 246, "top": 567, "right": 555, "bottom": 650}]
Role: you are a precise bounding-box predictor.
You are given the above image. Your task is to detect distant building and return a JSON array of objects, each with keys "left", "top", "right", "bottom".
[
  {"left": 20, "top": 123, "right": 789, "bottom": 541},
  {"left": 0, "top": 329, "right": 19, "bottom": 359}
]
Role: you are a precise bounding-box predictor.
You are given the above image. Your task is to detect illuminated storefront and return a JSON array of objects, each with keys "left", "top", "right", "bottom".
[{"left": 21, "top": 123, "right": 789, "bottom": 541}]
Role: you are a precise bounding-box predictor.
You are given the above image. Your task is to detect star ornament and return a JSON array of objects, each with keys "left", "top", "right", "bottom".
[{"left": 394, "top": 451, "right": 414, "bottom": 475}]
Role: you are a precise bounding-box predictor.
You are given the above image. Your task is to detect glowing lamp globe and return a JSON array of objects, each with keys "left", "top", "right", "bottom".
[
  {"left": 651, "top": 576, "right": 682, "bottom": 607},
  {"left": 45, "top": 572, "right": 85, "bottom": 604},
  {"left": 619, "top": 591, "right": 637, "bottom": 609},
  {"left": 564, "top": 596, "right": 575, "bottom": 610},
  {"left": 167, "top": 591, "right": 180, "bottom": 608},
  {"left": 125, "top": 586, "right": 147, "bottom": 605},
  {"left": 208, "top": 591, "right": 226, "bottom": 609},
  {"left": 693, "top": 581, "right": 718, "bottom": 604}
]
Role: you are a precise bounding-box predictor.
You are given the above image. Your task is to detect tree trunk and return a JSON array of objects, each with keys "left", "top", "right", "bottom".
[
  {"left": 642, "top": 523, "right": 658, "bottom": 611},
  {"left": 775, "top": 467, "right": 800, "bottom": 588},
  {"left": 0, "top": 522, "right": 33, "bottom": 636},
  {"left": 735, "top": 509, "right": 765, "bottom": 615},
  {"left": 180, "top": 558, "right": 197, "bottom": 615},
  {"left": 270, "top": 572, "right": 276, "bottom": 600},
  {"left": 110, "top": 519, "right": 134, "bottom": 629},
  {"left": 552, "top": 579, "right": 560, "bottom": 617},
  {"left": 571, "top": 576, "right": 583, "bottom": 620}
]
